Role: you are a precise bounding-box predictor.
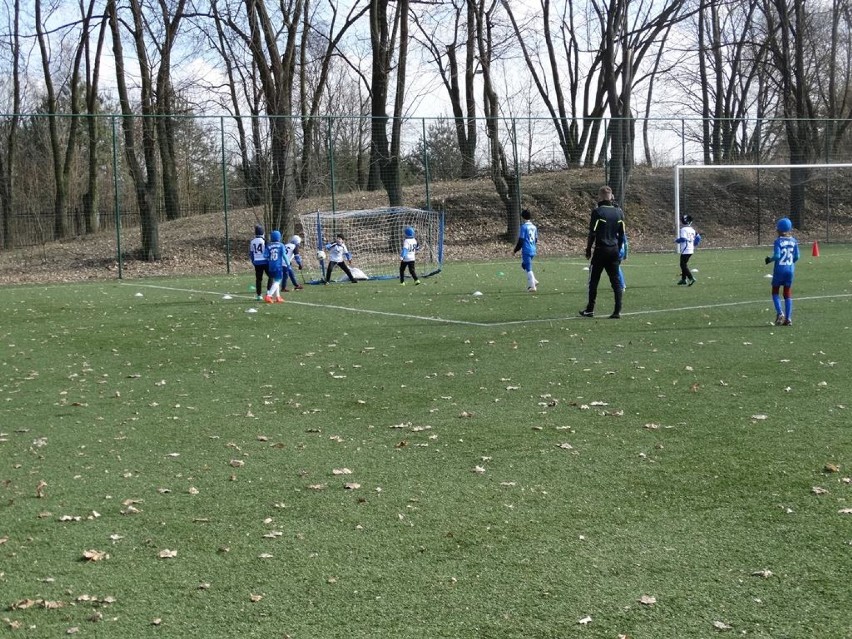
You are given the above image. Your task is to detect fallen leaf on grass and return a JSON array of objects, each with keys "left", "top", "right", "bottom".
[
  {"left": 839, "top": 508, "right": 852, "bottom": 515},
  {"left": 249, "top": 594, "right": 264, "bottom": 602},
  {"left": 750, "top": 414, "right": 768, "bottom": 421},
  {"left": 811, "top": 486, "right": 829, "bottom": 495},
  {"left": 36, "top": 480, "right": 47, "bottom": 498},
  {"left": 344, "top": 483, "right": 361, "bottom": 490},
  {"left": 557, "top": 443, "right": 573, "bottom": 450},
  {"left": 229, "top": 459, "right": 245, "bottom": 468},
  {"left": 158, "top": 549, "right": 177, "bottom": 559},
  {"left": 824, "top": 463, "right": 840, "bottom": 473},
  {"left": 638, "top": 595, "right": 656, "bottom": 606},
  {"left": 713, "top": 620, "right": 732, "bottom": 631},
  {"left": 332, "top": 468, "right": 352, "bottom": 475},
  {"left": 751, "top": 569, "right": 773, "bottom": 578},
  {"left": 82, "top": 549, "right": 109, "bottom": 561},
  {"left": 578, "top": 615, "right": 592, "bottom": 625}
]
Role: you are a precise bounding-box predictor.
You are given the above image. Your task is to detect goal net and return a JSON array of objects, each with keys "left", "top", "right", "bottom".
[
  {"left": 674, "top": 163, "right": 852, "bottom": 246},
  {"left": 297, "top": 207, "right": 445, "bottom": 283}
]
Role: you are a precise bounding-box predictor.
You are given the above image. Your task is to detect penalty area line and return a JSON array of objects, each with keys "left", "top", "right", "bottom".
[
  {"left": 120, "top": 281, "right": 493, "bottom": 327},
  {"left": 121, "top": 282, "right": 852, "bottom": 328}
]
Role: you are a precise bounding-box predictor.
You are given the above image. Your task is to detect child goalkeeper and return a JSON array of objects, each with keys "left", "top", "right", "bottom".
[
  {"left": 399, "top": 226, "right": 420, "bottom": 285},
  {"left": 324, "top": 234, "right": 358, "bottom": 284}
]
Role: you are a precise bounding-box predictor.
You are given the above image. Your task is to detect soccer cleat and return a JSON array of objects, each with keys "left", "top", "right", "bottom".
[
  {"left": 294, "top": 284, "right": 303, "bottom": 290},
  {"left": 414, "top": 280, "right": 421, "bottom": 286},
  {"left": 255, "top": 295, "right": 263, "bottom": 301},
  {"left": 400, "top": 282, "right": 406, "bottom": 286},
  {"left": 677, "top": 279, "right": 687, "bottom": 285},
  {"left": 782, "top": 318, "right": 792, "bottom": 326},
  {"left": 609, "top": 312, "right": 621, "bottom": 319},
  {"left": 264, "top": 295, "right": 273, "bottom": 303},
  {"left": 528, "top": 286, "right": 537, "bottom": 292},
  {"left": 688, "top": 277, "right": 696, "bottom": 286},
  {"left": 579, "top": 309, "right": 594, "bottom": 318},
  {"left": 275, "top": 296, "right": 284, "bottom": 303},
  {"left": 774, "top": 313, "right": 785, "bottom": 326},
  {"left": 282, "top": 288, "right": 289, "bottom": 293}
]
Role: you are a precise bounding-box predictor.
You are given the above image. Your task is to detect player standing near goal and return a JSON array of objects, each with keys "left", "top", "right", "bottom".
[
  {"left": 249, "top": 224, "right": 270, "bottom": 301},
  {"left": 324, "top": 234, "right": 358, "bottom": 284},
  {"left": 263, "top": 230, "right": 288, "bottom": 303},
  {"left": 580, "top": 186, "right": 626, "bottom": 319},
  {"left": 399, "top": 226, "right": 420, "bottom": 285},
  {"left": 675, "top": 215, "right": 701, "bottom": 285},
  {"left": 283, "top": 235, "right": 304, "bottom": 291},
  {"left": 765, "top": 217, "right": 799, "bottom": 326},
  {"left": 512, "top": 209, "right": 539, "bottom": 292}
]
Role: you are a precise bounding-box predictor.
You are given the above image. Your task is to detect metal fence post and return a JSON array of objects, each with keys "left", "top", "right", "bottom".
[
  {"left": 111, "top": 115, "right": 123, "bottom": 279},
  {"left": 220, "top": 116, "right": 231, "bottom": 274}
]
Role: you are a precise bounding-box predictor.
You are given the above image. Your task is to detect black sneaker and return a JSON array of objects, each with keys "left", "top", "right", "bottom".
[
  {"left": 677, "top": 279, "right": 687, "bottom": 285},
  {"left": 687, "top": 277, "right": 696, "bottom": 286},
  {"left": 609, "top": 313, "right": 621, "bottom": 319},
  {"left": 579, "top": 309, "right": 594, "bottom": 318}
]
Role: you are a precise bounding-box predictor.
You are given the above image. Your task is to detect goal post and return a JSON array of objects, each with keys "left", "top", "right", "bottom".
[
  {"left": 674, "top": 163, "right": 852, "bottom": 245},
  {"left": 297, "top": 207, "right": 445, "bottom": 284}
]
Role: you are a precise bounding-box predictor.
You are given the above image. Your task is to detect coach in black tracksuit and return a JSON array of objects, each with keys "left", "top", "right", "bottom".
[{"left": 580, "top": 185, "right": 626, "bottom": 319}]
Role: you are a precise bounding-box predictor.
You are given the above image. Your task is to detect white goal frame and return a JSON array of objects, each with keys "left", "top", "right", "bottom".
[
  {"left": 298, "top": 207, "right": 445, "bottom": 284},
  {"left": 674, "top": 162, "right": 852, "bottom": 238}
]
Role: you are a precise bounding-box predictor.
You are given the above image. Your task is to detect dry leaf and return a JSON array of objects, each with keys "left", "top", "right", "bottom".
[
  {"left": 557, "top": 443, "right": 573, "bottom": 450},
  {"left": 82, "top": 549, "right": 108, "bottom": 561},
  {"left": 578, "top": 616, "right": 592, "bottom": 625},
  {"left": 473, "top": 465, "right": 486, "bottom": 474},
  {"left": 839, "top": 508, "right": 852, "bottom": 514},
  {"left": 638, "top": 595, "right": 656, "bottom": 606},
  {"left": 751, "top": 569, "right": 773, "bottom": 578},
  {"left": 36, "top": 480, "right": 47, "bottom": 498},
  {"left": 713, "top": 620, "right": 732, "bottom": 631},
  {"left": 229, "top": 459, "right": 245, "bottom": 468},
  {"left": 332, "top": 468, "right": 352, "bottom": 475},
  {"left": 249, "top": 594, "right": 264, "bottom": 602},
  {"left": 158, "top": 549, "right": 178, "bottom": 559},
  {"left": 824, "top": 463, "right": 840, "bottom": 473},
  {"left": 343, "top": 483, "right": 361, "bottom": 490},
  {"left": 811, "top": 486, "right": 829, "bottom": 495}
]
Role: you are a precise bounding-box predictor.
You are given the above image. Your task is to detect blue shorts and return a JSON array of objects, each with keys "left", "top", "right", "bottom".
[
  {"left": 521, "top": 254, "right": 535, "bottom": 272},
  {"left": 772, "top": 271, "right": 794, "bottom": 288}
]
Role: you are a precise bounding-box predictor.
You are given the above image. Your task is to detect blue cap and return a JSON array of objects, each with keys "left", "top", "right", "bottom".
[
  {"left": 404, "top": 226, "right": 415, "bottom": 238},
  {"left": 270, "top": 230, "right": 282, "bottom": 242},
  {"left": 776, "top": 217, "right": 793, "bottom": 232}
]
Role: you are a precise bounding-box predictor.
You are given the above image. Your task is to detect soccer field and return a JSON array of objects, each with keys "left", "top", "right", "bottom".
[{"left": 1, "top": 247, "right": 850, "bottom": 638}]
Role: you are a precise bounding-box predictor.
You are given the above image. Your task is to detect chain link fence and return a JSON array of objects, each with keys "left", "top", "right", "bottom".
[{"left": 1, "top": 113, "right": 851, "bottom": 282}]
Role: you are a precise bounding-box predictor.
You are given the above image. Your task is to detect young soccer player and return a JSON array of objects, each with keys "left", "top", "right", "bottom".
[
  {"left": 263, "top": 230, "right": 288, "bottom": 303},
  {"left": 283, "top": 235, "right": 304, "bottom": 291},
  {"left": 399, "top": 226, "right": 420, "bottom": 285},
  {"left": 324, "top": 234, "right": 358, "bottom": 284},
  {"left": 512, "top": 209, "right": 538, "bottom": 292},
  {"left": 617, "top": 231, "right": 628, "bottom": 292},
  {"left": 675, "top": 214, "right": 701, "bottom": 285},
  {"left": 249, "top": 224, "right": 270, "bottom": 301},
  {"left": 765, "top": 217, "right": 799, "bottom": 326}
]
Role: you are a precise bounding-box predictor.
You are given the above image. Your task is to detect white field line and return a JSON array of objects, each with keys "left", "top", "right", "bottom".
[{"left": 122, "top": 282, "right": 852, "bottom": 328}]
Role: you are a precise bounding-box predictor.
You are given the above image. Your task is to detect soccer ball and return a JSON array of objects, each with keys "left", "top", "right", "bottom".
[{"left": 316, "top": 250, "right": 326, "bottom": 260}]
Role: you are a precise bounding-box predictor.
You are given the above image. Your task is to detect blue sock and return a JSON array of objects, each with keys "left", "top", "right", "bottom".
[
  {"left": 785, "top": 298, "right": 792, "bottom": 320},
  {"left": 772, "top": 294, "right": 782, "bottom": 315}
]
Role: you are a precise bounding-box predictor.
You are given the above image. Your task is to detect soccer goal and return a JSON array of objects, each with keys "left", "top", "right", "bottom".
[
  {"left": 674, "top": 163, "right": 852, "bottom": 245},
  {"left": 297, "top": 207, "right": 445, "bottom": 284}
]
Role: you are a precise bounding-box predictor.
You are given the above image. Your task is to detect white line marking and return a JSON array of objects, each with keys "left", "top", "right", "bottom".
[{"left": 122, "top": 282, "right": 852, "bottom": 327}]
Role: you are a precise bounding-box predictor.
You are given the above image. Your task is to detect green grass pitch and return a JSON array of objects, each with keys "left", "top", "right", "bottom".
[{"left": 1, "top": 247, "right": 850, "bottom": 638}]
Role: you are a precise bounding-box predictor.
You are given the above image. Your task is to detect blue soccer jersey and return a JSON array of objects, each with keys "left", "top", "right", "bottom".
[
  {"left": 771, "top": 235, "right": 799, "bottom": 287},
  {"left": 265, "top": 241, "right": 288, "bottom": 278},
  {"left": 518, "top": 220, "right": 537, "bottom": 256}
]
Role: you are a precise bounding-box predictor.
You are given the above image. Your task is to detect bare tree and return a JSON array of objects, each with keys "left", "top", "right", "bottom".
[
  {"left": 413, "top": 0, "right": 478, "bottom": 178},
  {"left": 107, "top": 0, "right": 161, "bottom": 260},
  {"left": 82, "top": 0, "right": 109, "bottom": 234},
  {"left": 367, "top": 0, "right": 409, "bottom": 206},
  {"left": 0, "top": 0, "right": 22, "bottom": 249},
  {"left": 35, "top": 0, "right": 98, "bottom": 239},
  {"left": 474, "top": 0, "right": 519, "bottom": 238}
]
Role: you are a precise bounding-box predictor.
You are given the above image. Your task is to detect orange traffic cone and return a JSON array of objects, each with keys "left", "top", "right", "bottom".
[{"left": 812, "top": 242, "right": 820, "bottom": 257}]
